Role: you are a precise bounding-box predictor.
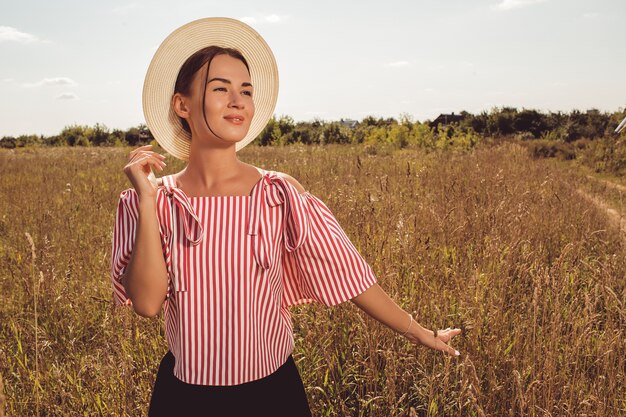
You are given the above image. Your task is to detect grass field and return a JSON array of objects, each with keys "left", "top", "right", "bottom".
[{"left": 0, "top": 142, "right": 624, "bottom": 416}]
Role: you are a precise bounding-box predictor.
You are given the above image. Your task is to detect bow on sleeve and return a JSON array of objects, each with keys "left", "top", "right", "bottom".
[
  {"left": 162, "top": 179, "right": 204, "bottom": 291},
  {"left": 247, "top": 171, "right": 310, "bottom": 270},
  {"left": 162, "top": 187, "right": 204, "bottom": 245}
]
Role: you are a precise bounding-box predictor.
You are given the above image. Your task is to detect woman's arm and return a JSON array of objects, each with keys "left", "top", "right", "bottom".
[
  {"left": 119, "top": 145, "right": 169, "bottom": 318},
  {"left": 120, "top": 195, "right": 168, "bottom": 318},
  {"left": 277, "top": 171, "right": 462, "bottom": 355},
  {"left": 351, "top": 283, "right": 461, "bottom": 356}
]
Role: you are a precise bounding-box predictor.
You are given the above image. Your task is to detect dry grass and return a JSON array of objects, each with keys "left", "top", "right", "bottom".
[
  {"left": 0, "top": 373, "right": 5, "bottom": 417},
  {"left": 0, "top": 143, "right": 624, "bottom": 416},
  {"left": 580, "top": 172, "right": 626, "bottom": 218}
]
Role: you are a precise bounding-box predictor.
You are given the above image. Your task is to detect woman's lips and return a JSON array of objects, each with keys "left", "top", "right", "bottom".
[{"left": 224, "top": 115, "right": 244, "bottom": 125}]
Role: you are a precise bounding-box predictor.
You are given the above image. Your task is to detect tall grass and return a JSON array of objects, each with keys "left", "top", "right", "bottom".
[
  {"left": 0, "top": 372, "right": 5, "bottom": 417},
  {"left": 0, "top": 143, "right": 623, "bottom": 416}
]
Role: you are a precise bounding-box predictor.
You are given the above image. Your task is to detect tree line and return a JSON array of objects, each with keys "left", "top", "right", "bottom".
[
  {"left": 1, "top": 107, "right": 624, "bottom": 150},
  {"left": 0, "top": 123, "right": 152, "bottom": 149}
]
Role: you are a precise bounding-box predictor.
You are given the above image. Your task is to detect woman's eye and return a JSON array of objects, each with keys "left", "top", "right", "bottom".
[
  {"left": 243, "top": 91, "right": 252, "bottom": 96},
  {"left": 214, "top": 87, "right": 227, "bottom": 92}
]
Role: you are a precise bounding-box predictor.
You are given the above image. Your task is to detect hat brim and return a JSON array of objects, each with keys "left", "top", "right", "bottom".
[{"left": 142, "top": 17, "right": 279, "bottom": 161}]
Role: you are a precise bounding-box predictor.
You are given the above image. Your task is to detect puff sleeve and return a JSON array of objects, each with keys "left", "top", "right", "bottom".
[
  {"left": 110, "top": 188, "right": 171, "bottom": 307},
  {"left": 282, "top": 192, "right": 377, "bottom": 307}
]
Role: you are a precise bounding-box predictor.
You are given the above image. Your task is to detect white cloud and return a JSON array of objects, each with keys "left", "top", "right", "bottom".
[
  {"left": 493, "top": 0, "right": 547, "bottom": 11},
  {"left": 384, "top": 60, "right": 410, "bottom": 68},
  {"left": 56, "top": 92, "right": 79, "bottom": 100},
  {"left": 582, "top": 12, "right": 600, "bottom": 18},
  {"left": 2, "top": 78, "right": 15, "bottom": 83},
  {"left": 240, "top": 14, "right": 289, "bottom": 24},
  {"left": 0, "top": 26, "right": 50, "bottom": 44},
  {"left": 23, "top": 77, "right": 78, "bottom": 88}
]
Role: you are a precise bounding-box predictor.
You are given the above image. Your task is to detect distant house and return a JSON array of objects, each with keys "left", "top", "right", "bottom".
[
  {"left": 339, "top": 119, "right": 358, "bottom": 129},
  {"left": 429, "top": 112, "right": 464, "bottom": 128}
]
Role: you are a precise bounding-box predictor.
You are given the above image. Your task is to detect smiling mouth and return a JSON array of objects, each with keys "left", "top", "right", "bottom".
[{"left": 224, "top": 115, "right": 245, "bottom": 125}]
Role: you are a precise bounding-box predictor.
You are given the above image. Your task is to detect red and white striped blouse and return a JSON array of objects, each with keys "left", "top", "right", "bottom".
[{"left": 110, "top": 168, "right": 377, "bottom": 386}]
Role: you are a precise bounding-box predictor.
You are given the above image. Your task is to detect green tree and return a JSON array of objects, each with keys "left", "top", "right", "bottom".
[
  {"left": 388, "top": 123, "right": 410, "bottom": 148},
  {"left": 0, "top": 136, "right": 16, "bottom": 148},
  {"left": 409, "top": 123, "right": 436, "bottom": 149},
  {"left": 88, "top": 123, "right": 111, "bottom": 146},
  {"left": 60, "top": 125, "right": 89, "bottom": 146}
]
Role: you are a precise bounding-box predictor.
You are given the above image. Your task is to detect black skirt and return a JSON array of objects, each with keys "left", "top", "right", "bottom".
[{"left": 148, "top": 351, "right": 312, "bottom": 417}]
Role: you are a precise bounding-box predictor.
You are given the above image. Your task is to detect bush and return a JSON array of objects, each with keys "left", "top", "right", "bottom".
[
  {"left": 409, "top": 123, "right": 436, "bottom": 149},
  {"left": 0, "top": 137, "right": 16, "bottom": 149},
  {"left": 580, "top": 138, "right": 626, "bottom": 176},
  {"left": 573, "top": 138, "right": 592, "bottom": 150},
  {"left": 75, "top": 136, "right": 91, "bottom": 146},
  {"left": 515, "top": 132, "right": 535, "bottom": 141},
  {"left": 527, "top": 140, "right": 575, "bottom": 160}
]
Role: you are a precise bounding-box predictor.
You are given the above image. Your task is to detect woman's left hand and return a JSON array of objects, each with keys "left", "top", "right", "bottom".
[
  {"left": 407, "top": 323, "right": 462, "bottom": 357},
  {"left": 432, "top": 327, "right": 462, "bottom": 357}
]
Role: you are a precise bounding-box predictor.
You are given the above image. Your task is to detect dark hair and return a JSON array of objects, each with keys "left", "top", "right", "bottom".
[{"left": 173, "top": 46, "right": 250, "bottom": 136}]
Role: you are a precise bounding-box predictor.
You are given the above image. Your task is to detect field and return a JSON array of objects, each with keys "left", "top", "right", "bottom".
[{"left": 0, "top": 143, "right": 624, "bottom": 416}]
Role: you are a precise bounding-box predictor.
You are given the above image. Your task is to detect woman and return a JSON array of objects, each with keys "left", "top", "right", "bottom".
[{"left": 111, "top": 17, "right": 461, "bottom": 416}]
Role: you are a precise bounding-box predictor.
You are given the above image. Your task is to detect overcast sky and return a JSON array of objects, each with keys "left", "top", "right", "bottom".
[{"left": 1, "top": 0, "right": 624, "bottom": 136}]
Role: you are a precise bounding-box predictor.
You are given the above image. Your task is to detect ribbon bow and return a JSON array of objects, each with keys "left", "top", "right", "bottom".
[
  {"left": 162, "top": 180, "right": 204, "bottom": 292},
  {"left": 162, "top": 187, "right": 204, "bottom": 245},
  {"left": 247, "top": 171, "right": 310, "bottom": 270}
]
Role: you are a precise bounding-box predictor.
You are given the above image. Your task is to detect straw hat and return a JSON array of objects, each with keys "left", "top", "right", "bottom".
[{"left": 142, "top": 17, "right": 279, "bottom": 161}]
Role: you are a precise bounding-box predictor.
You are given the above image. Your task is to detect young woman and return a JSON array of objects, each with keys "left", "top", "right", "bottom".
[{"left": 111, "top": 17, "right": 461, "bottom": 417}]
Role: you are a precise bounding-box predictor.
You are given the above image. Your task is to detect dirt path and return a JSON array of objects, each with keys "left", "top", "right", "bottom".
[
  {"left": 575, "top": 186, "right": 626, "bottom": 237},
  {"left": 585, "top": 175, "right": 626, "bottom": 193}
]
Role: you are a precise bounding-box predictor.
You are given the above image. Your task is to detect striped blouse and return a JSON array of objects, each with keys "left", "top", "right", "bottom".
[{"left": 110, "top": 169, "right": 377, "bottom": 386}]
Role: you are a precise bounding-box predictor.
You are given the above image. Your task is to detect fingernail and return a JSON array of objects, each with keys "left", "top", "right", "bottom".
[{"left": 455, "top": 350, "right": 460, "bottom": 356}]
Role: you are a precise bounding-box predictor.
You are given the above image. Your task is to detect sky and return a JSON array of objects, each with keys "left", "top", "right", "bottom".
[{"left": 1, "top": 0, "right": 625, "bottom": 137}]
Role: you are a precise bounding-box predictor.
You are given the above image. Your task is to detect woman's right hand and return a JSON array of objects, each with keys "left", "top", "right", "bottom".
[{"left": 123, "top": 144, "right": 167, "bottom": 198}]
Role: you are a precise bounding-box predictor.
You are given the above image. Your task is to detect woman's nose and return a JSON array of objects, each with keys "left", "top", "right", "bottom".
[{"left": 228, "top": 90, "right": 244, "bottom": 108}]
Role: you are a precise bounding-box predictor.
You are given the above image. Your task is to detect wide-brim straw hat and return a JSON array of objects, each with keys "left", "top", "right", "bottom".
[{"left": 142, "top": 17, "right": 279, "bottom": 161}]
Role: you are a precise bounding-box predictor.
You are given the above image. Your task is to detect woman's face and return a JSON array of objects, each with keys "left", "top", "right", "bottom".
[{"left": 177, "top": 54, "right": 255, "bottom": 144}]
